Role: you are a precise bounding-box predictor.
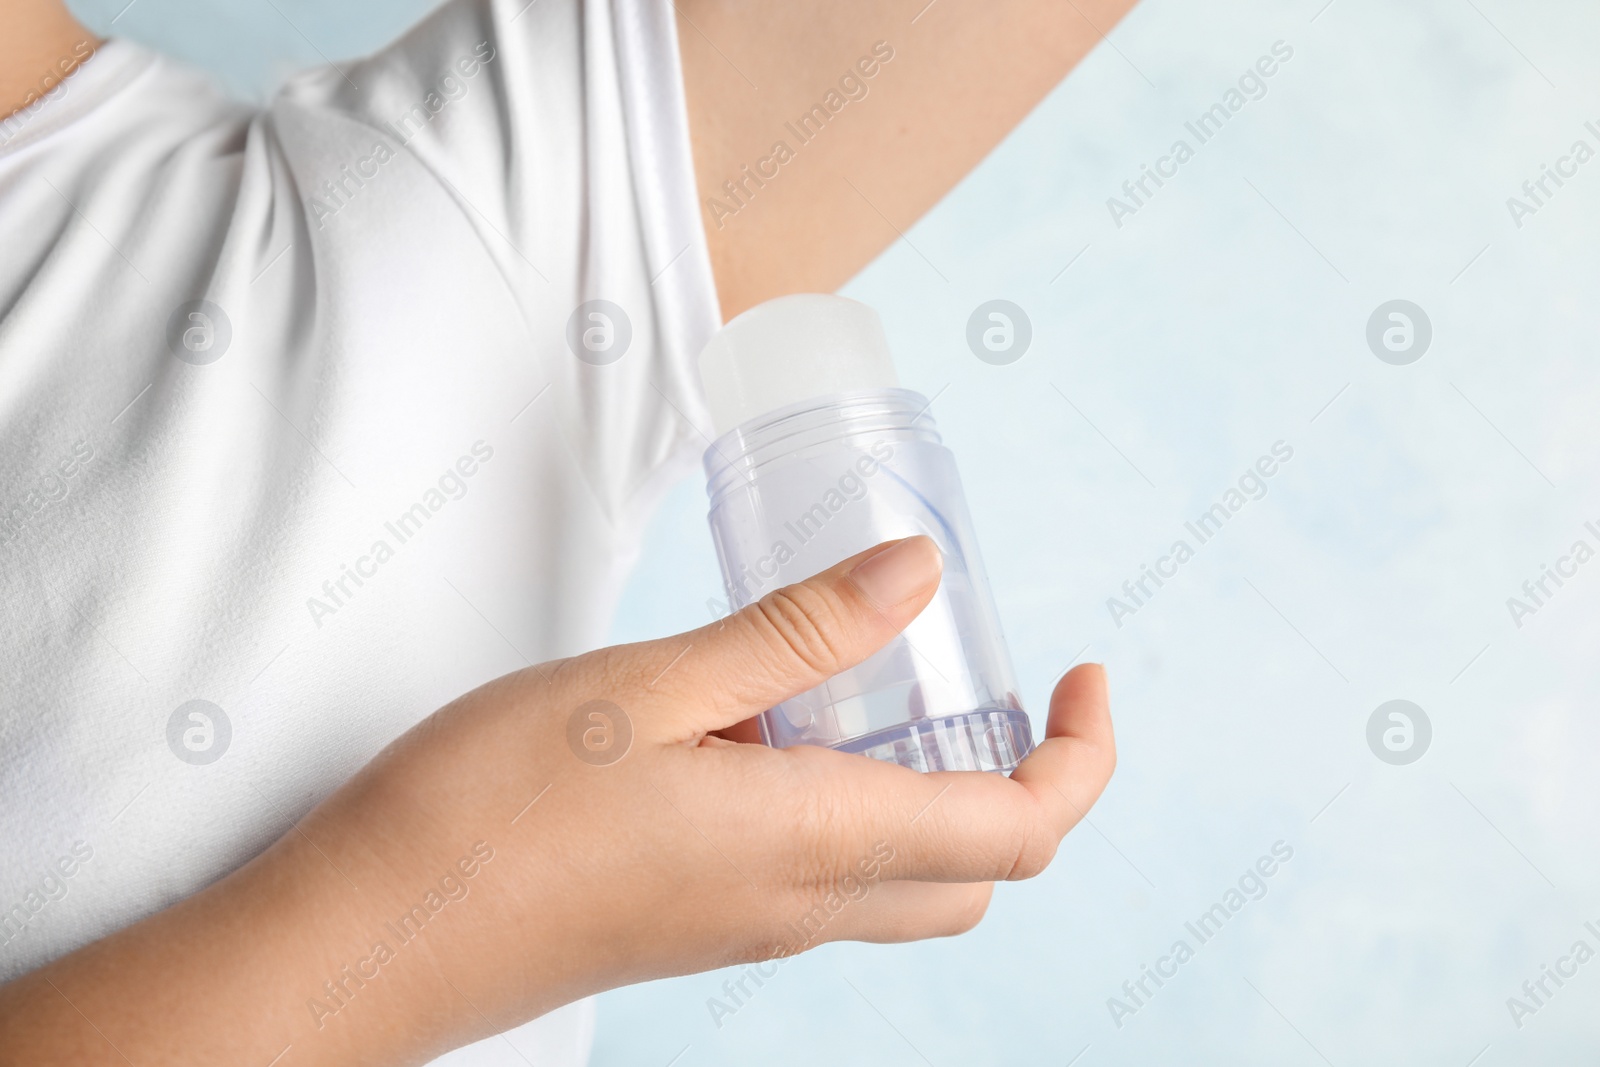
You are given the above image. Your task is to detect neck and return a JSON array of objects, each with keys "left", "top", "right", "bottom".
[{"left": 0, "top": 0, "right": 100, "bottom": 123}]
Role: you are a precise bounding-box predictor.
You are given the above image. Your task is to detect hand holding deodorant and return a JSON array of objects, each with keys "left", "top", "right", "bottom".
[{"left": 698, "top": 294, "right": 1033, "bottom": 773}]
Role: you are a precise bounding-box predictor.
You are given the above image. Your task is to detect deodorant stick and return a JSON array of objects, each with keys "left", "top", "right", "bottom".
[{"left": 698, "top": 294, "right": 1033, "bottom": 773}]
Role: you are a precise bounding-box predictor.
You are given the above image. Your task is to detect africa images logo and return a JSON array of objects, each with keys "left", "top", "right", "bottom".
[
  {"left": 565, "top": 300, "right": 632, "bottom": 366},
  {"left": 966, "top": 300, "right": 1032, "bottom": 366},
  {"left": 166, "top": 700, "right": 232, "bottom": 765},
  {"left": 166, "top": 300, "right": 232, "bottom": 366}
]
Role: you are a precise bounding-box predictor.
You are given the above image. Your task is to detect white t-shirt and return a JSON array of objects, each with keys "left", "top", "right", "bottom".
[{"left": 0, "top": 1, "right": 719, "bottom": 1062}]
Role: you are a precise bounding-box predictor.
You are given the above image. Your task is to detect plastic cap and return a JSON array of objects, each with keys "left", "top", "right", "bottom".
[{"left": 698, "top": 294, "right": 899, "bottom": 436}]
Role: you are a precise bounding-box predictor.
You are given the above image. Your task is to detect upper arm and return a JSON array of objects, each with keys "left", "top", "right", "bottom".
[{"left": 676, "top": 0, "right": 1141, "bottom": 319}]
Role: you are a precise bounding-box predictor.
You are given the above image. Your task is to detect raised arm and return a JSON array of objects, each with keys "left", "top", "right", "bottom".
[{"left": 677, "top": 0, "right": 1141, "bottom": 316}]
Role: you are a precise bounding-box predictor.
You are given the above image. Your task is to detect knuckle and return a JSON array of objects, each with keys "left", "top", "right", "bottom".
[
  {"left": 749, "top": 583, "right": 853, "bottom": 677},
  {"left": 1003, "top": 799, "right": 1058, "bottom": 881},
  {"left": 782, "top": 750, "right": 874, "bottom": 874},
  {"left": 796, "top": 787, "right": 860, "bottom": 869},
  {"left": 1006, "top": 841, "right": 1056, "bottom": 881}
]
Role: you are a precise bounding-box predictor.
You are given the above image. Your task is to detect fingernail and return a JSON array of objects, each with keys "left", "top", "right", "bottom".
[{"left": 848, "top": 536, "right": 942, "bottom": 608}]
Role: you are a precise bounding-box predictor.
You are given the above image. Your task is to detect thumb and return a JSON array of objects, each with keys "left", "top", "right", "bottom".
[{"left": 644, "top": 535, "right": 943, "bottom": 738}]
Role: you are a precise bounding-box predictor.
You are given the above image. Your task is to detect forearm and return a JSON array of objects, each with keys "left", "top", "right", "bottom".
[
  {"left": 0, "top": 746, "right": 525, "bottom": 1067},
  {"left": 0, "top": 827, "right": 421, "bottom": 1065},
  {"left": 0, "top": 681, "right": 652, "bottom": 1066}
]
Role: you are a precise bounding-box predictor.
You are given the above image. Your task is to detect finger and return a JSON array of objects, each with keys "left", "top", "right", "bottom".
[
  {"left": 807, "top": 880, "right": 994, "bottom": 945},
  {"left": 639, "top": 536, "right": 943, "bottom": 736},
  {"left": 1010, "top": 663, "right": 1116, "bottom": 838},
  {"left": 754, "top": 667, "right": 1113, "bottom": 885}
]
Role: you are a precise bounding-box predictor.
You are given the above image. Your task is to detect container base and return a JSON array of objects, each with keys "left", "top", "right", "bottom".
[{"left": 832, "top": 709, "right": 1034, "bottom": 774}]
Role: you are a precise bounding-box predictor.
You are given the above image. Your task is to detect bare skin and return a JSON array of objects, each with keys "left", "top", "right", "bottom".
[
  {"left": 0, "top": 0, "right": 97, "bottom": 118},
  {"left": 0, "top": 0, "right": 1133, "bottom": 1061},
  {"left": 679, "top": 0, "right": 1141, "bottom": 316}
]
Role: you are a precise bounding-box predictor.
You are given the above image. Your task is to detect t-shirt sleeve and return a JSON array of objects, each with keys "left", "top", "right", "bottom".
[{"left": 269, "top": 0, "right": 721, "bottom": 527}]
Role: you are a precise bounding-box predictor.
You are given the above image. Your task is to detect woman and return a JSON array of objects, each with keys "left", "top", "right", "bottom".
[{"left": 0, "top": 0, "right": 1128, "bottom": 1061}]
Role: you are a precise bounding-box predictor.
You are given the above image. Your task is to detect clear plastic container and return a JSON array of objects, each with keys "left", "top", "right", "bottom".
[{"left": 701, "top": 329, "right": 1032, "bottom": 773}]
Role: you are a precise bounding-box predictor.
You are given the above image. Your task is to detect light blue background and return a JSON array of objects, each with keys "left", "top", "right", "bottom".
[{"left": 75, "top": 0, "right": 1600, "bottom": 1062}]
